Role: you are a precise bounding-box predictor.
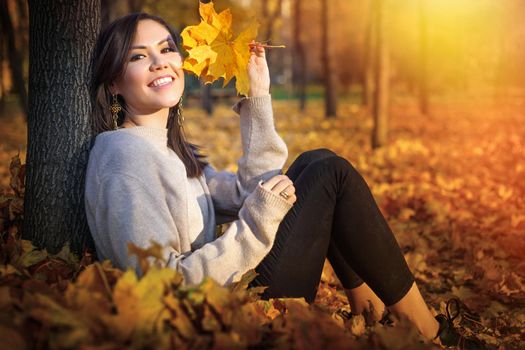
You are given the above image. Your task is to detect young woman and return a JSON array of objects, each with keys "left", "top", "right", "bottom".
[{"left": 84, "top": 13, "right": 484, "bottom": 349}]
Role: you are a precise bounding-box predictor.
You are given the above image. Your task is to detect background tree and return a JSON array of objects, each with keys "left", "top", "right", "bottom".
[
  {"left": 101, "top": 0, "right": 129, "bottom": 29},
  {"left": 128, "top": 0, "right": 145, "bottom": 13},
  {"left": 261, "top": 0, "right": 282, "bottom": 85},
  {"left": 292, "top": 0, "right": 306, "bottom": 111},
  {"left": 0, "top": 18, "right": 4, "bottom": 112},
  {"left": 320, "top": 0, "right": 337, "bottom": 118},
  {"left": 0, "top": 0, "right": 28, "bottom": 118},
  {"left": 371, "top": 0, "right": 389, "bottom": 149},
  {"left": 418, "top": 0, "right": 428, "bottom": 115},
  {"left": 23, "top": 0, "right": 100, "bottom": 254},
  {"left": 362, "top": 0, "right": 375, "bottom": 111}
]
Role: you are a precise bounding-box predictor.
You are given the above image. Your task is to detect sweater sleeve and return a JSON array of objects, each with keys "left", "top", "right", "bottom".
[
  {"left": 204, "top": 94, "right": 288, "bottom": 216},
  {"left": 94, "top": 173, "right": 293, "bottom": 286},
  {"left": 168, "top": 181, "right": 293, "bottom": 286}
]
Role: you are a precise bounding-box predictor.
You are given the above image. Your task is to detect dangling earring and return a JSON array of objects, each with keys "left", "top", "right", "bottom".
[
  {"left": 177, "top": 96, "right": 184, "bottom": 127},
  {"left": 110, "top": 93, "right": 122, "bottom": 130}
]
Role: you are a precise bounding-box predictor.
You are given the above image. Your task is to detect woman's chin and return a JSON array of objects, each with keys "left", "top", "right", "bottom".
[
  {"left": 163, "top": 96, "right": 183, "bottom": 107},
  {"left": 155, "top": 98, "right": 181, "bottom": 109}
]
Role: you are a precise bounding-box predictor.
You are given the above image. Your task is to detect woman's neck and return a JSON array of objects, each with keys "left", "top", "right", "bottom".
[{"left": 121, "top": 107, "right": 169, "bottom": 129}]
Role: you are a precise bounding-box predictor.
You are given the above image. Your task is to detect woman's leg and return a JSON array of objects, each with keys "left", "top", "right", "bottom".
[
  {"left": 327, "top": 240, "right": 385, "bottom": 321},
  {"left": 249, "top": 148, "right": 439, "bottom": 339},
  {"left": 250, "top": 148, "right": 404, "bottom": 304},
  {"left": 250, "top": 148, "right": 360, "bottom": 302},
  {"left": 323, "top": 151, "right": 439, "bottom": 337}
]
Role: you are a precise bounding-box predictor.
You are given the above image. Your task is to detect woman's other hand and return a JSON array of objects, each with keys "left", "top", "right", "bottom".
[
  {"left": 261, "top": 175, "right": 297, "bottom": 205},
  {"left": 247, "top": 40, "right": 270, "bottom": 97}
]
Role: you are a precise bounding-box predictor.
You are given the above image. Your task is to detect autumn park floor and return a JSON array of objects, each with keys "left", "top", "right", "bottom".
[{"left": 1, "top": 93, "right": 524, "bottom": 348}]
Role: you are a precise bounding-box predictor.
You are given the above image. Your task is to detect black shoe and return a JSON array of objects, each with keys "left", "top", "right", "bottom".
[
  {"left": 378, "top": 309, "right": 395, "bottom": 327},
  {"left": 433, "top": 298, "right": 486, "bottom": 349},
  {"left": 335, "top": 308, "right": 354, "bottom": 321},
  {"left": 336, "top": 307, "right": 394, "bottom": 327}
]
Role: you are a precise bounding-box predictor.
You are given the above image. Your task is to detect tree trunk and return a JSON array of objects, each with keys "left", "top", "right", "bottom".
[
  {"left": 202, "top": 82, "right": 213, "bottom": 116},
  {"left": 15, "top": 0, "right": 28, "bottom": 47},
  {"left": 363, "top": 0, "right": 375, "bottom": 110},
  {"left": 371, "top": 0, "right": 389, "bottom": 149},
  {"left": 0, "top": 0, "right": 28, "bottom": 119},
  {"left": 0, "top": 22, "right": 5, "bottom": 112},
  {"left": 101, "top": 0, "right": 129, "bottom": 29},
  {"left": 24, "top": 0, "right": 100, "bottom": 255},
  {"left": 418, "top": 0, "right": 429, "bottom": 116},
  {"left": 261, "top": 0, "right": 282, "bottom": 85},
  {"left": 321, "top": 0, "right": 337, "bottom": 118},
  {"left": 292, "top": 0, "right": 306, "bottom": 111},
  {"left": 128, "top": 0, "right": 144, "bottom": 12}
]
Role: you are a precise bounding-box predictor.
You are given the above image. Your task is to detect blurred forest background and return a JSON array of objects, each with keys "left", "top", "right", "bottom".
[
  {"left": 3, "top": 0, "right": 525, "bottom": 121},
  {"left": 0, "top": 0, "right": 524, "bottom": 348}
]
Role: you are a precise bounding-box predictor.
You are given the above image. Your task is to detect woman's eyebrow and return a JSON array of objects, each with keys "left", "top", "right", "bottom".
[{"left": 131, "top": 36, "right": 173, "bottom": 50}]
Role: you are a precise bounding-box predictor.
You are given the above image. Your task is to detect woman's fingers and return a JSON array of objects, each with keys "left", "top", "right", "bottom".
[
  {"left": 271, "top": 178, "right": 294, "bottom": 194},
  {"left": 274, "top": 181, "right": 296, "bottom": 205},
  {"left": 249, "top": 41, "right": 266, "bottom": 58},
  {"left": 261, "top": 175, "right": 296, "bottom": 204},
  {"left": 261, "top": 174, "right": 287, "bottom": 190}
]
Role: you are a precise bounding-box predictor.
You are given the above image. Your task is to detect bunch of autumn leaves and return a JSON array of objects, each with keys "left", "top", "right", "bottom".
[{"left": 181, "top": 1, "right": 259, "bottom": 96}]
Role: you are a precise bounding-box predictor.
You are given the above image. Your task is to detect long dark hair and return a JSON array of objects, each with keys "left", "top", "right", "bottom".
[{"left": 89, "top": 13, "right": 207, "bottom": 178}]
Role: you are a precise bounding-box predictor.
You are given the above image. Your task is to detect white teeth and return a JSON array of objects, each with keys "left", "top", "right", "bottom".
[{"left": 150, "top": 77, "right": 173, "bottom": 87}]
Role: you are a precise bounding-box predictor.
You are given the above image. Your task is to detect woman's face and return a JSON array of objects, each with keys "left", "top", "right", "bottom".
[{"left": 111, "top": 19, "right": 184, "bottom": 115}]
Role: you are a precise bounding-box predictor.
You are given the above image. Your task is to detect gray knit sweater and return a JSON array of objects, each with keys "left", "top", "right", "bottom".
[{"left": 84, "top": 94, "right": 292, "bottom": 286}]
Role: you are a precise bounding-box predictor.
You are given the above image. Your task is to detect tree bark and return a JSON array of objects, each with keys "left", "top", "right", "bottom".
[
  {"left": 261, "top": 0, "right": 282, "bottom": 85},
  {"left": 0, "top": 20, "right": 5, "bottom": 112},
  {"left": 292, "top": 0, "right": 306, "bottom": 111},
  {"left": 363, "top": 0, "right": 375, "bottom": 110},
  {"left": 0, "top": 0, "right": 28, "bottom": 118},
  {"left": 371, "top": 0, "right": 389, "bottom": 149},
  {"left": 418, "top": 0, "right": 429, "bottom": 115},
  {"left": 101, "top": 0, "right": 129, "bottom": 29},
  {"left": 128, "top": 0, "right": 144, "bottom": 12},
  {"left": 202, "top": 81, "right": 213, "bottom": 116},
  {"left": 321, "top": 0, "right": 337, "bottom": 118},
  {"left": 24, "top": 0, "right": 100, "bottom": 255}
]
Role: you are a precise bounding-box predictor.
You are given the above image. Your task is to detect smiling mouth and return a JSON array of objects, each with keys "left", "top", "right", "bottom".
[{"left": 148, "top": 76, "right": 174, "bottom": 88}]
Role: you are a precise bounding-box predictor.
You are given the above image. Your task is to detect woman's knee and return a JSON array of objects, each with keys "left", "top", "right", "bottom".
[
  {"left": 309, "top": 155, "right": 360, "bottom": 182},
  {"left": 296, "top": 148, "right": 338, "bottom": 165}
]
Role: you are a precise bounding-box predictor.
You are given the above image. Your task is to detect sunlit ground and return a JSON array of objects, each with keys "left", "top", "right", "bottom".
[{"left": 1, "top": 88, "right": 524, "bottom": 347}]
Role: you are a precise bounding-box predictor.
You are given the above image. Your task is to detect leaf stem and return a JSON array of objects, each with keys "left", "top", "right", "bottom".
[
  {"left": 260, "top": 44, "right": 286, "bottom": 49},
  {"left": 249, "top": 42, "right": 286, "bottom": 49}
]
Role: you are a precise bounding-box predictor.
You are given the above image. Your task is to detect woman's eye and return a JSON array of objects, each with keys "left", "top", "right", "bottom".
[
  {"left": 130, "top": 54, "right": 144, "bottom": 62},
  {"left": 162, "top": 47, "right": 177, "bottom": 53},
  {"left": 129, "top": 47, "right": 177, "bottom": 62}
]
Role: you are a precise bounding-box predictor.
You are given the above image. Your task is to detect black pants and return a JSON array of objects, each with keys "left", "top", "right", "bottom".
[{"left": 249, "top": 148, "right": 415, "bottom": 306}]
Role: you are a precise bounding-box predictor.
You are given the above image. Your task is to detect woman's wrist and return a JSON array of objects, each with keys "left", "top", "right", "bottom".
[{"left": 248, "top": 87, "right": 270, "bottom": 97}]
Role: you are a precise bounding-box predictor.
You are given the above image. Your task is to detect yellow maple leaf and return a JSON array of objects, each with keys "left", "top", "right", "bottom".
[
  {"left": 111, "top": 268, "right": 176, "bottom": 339},
  {"left": 181, "top": 1, "right": 259, "bottom": 96}
]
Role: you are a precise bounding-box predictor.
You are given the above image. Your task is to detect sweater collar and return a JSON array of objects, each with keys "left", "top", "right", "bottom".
[{"left": 117, "top": 125, "right": 169, "bottom": 150}]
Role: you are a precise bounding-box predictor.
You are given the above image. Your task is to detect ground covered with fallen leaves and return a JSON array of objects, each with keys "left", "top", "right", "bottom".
[{"left": 0, "top": 92, "right": 524, "bottom": 349}]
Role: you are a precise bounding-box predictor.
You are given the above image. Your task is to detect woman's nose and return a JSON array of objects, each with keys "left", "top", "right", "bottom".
[{"left": 149, "top": 55, "right": 168, "bottom": 71}]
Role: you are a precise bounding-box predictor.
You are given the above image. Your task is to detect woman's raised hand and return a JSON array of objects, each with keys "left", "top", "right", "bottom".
[
  {"left": 247, "top": 40, "right": 270, "bottom": 97},
  {"left": 261, "top": 175, "right": 297, "bottom": 205}
]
